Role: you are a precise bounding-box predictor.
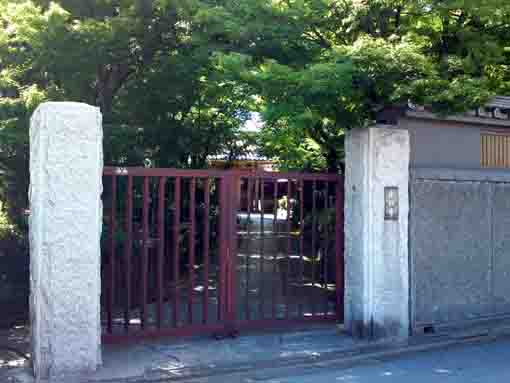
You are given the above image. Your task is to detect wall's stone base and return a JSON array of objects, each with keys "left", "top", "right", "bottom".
[
  {"left": 344, "top": 126, "right": 410, "bottom": 340},
  {"left": 29, "top": 102, "right": 103, "bottom": 380}
]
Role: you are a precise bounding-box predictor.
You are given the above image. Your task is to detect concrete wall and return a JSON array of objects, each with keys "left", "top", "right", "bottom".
[
  {"left": 398, "top": 117, "right": 482, "bottom": 169},
  {"left": 373, "top": 114, "right": 510, "bottom": 334},
  {"left": 410, "top": 168, "right": 510, "bottom": 332}
]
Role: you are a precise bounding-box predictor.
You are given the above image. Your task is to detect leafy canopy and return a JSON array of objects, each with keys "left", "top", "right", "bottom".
[
  {"left": 210, "top": 0, "right": 509, "bottom": 171},
  {"left": 1, "top": 0, "right": 509, "bottom": 235}
]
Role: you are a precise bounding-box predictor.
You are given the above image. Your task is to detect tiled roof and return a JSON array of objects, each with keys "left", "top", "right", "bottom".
[
  {"left": 487, "top": 96, "right": 510, "bottom": 110},
  {"left": 208, "top": 113, "right": 270, "bottom": 162},
  {"left": 208, "top": 145, "right": 271, "bottom": 162},
  {"left": 406, "top": 96, "right": 510, "bottom": 122}
]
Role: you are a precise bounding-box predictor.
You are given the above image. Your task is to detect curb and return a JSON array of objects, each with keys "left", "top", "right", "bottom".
[{"left": 89, "top": 331, "right": 510, "bottom": 383}]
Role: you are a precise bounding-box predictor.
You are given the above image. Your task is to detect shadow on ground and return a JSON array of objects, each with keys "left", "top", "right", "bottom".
[{"left": 1, "top": 323, "right": 367, "bottom": 382}]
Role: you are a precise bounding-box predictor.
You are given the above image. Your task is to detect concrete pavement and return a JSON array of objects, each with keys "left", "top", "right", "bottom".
[
  {"left": 3, "top": 323, "right": 510, "bottom": 382},
  {"left": 0, "top": 324, "right": 369, "bottom": 382}
]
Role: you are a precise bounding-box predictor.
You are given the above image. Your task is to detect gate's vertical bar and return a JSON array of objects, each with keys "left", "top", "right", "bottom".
[
  {"left": 124, "top": 175, "right": 133, "bottom": 332},
  {"left": 141, "top": 176, "right": 150, "bottom": 329},
  {"left": 173, "top": 177, "right": 181, "bottom": 327},
  {"left": 188, "top": 178, "right": 196, "bottom": 324},
  {"left": 272, "top": 180, "right": 278, "bottom": 319},
  {"left": 228, "top": 174, "right": 241, "bottom": 327},
  {"left": 311, "top": 180, "right": 317, "bottom": 318},
  {"left": 323, "top": 182, "right": 330, "bottom": 317},
  {"left": 298, "top": 179, "right": 304, "bottom": 318},
  {"left": 246, "top": 177, "right": 252, "bottom": 321},
  {"left": 285, "top": 179, "right": 291, "bottom": 319},
  {"left": 108, "top": 174, "right": 116, "bottom": 334},
  {"left": 335, "top": 177, "right": 345, "bottom": 322},
  {"left": 218, "top": 176, "right": 228, "bottom": 322},
  {"left": 203, "top": 178, "right": 210, "bottom": 325},
  {"left": 259, "top": 178, "right": 265, "bottom": 319},
  {"left": 254, "top": 178, "right": 259, "bottom": 211},
  {"left": 157, "top": 177, "right": 166, "bottom": 328}
]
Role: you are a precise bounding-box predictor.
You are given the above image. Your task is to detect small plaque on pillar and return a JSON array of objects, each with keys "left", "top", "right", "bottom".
[{"left": 384, "top": 186, "right": 399, "bottom": 220}]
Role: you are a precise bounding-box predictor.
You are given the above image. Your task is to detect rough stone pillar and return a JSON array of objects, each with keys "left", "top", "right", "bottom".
[
  {"left": 29, "top": 102, "right": 103, "bottom": 380},
  {"left": 344, "top": 126, "right": 410, "bottom": 340}
]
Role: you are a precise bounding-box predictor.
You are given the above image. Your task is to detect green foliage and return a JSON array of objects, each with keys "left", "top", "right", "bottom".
[
  {"left": 0, "top": 201, "right": 15, "bottom": 240},
  {"left": 0, "top": 0, "right": 256, "bottom": 234},
  {"left": 214, "top": 0, "right": 509, "bottom": 171},
  {"left": 1, "top": 0, "right": 509, "bottom": 234}
]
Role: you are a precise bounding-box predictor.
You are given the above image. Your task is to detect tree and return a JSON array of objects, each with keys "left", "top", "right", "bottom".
[
  {"left": 214, "top": 0, "right": 510, "bottom": 172},
  {"left": 0, "top": 0, "right": 255, "bottom": 234}
]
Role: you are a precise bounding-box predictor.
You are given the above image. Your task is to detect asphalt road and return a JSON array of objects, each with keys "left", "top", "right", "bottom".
[{"left": 254, "top": 337, "right": 510, "bottom": 383}]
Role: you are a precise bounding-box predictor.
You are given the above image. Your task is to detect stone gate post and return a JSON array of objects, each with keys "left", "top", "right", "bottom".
[
  {"left": 29, "top": 102, "right": 103, "bottom": 380},
  {"left": 344, "top": 126, "right": 410, "bottom": 340}
]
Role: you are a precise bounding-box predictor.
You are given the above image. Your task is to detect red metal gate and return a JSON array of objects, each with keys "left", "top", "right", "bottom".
[{"left": 101, "top": 167, "right": 344, "bottom": 343}]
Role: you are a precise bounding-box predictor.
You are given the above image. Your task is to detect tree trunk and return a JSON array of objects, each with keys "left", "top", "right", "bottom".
[
  {"left": 98, "top": 89, "right": 113, "bottom": 121},
  {"left": 325, "top": 147, "right": 340, "bottom": 174}
]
